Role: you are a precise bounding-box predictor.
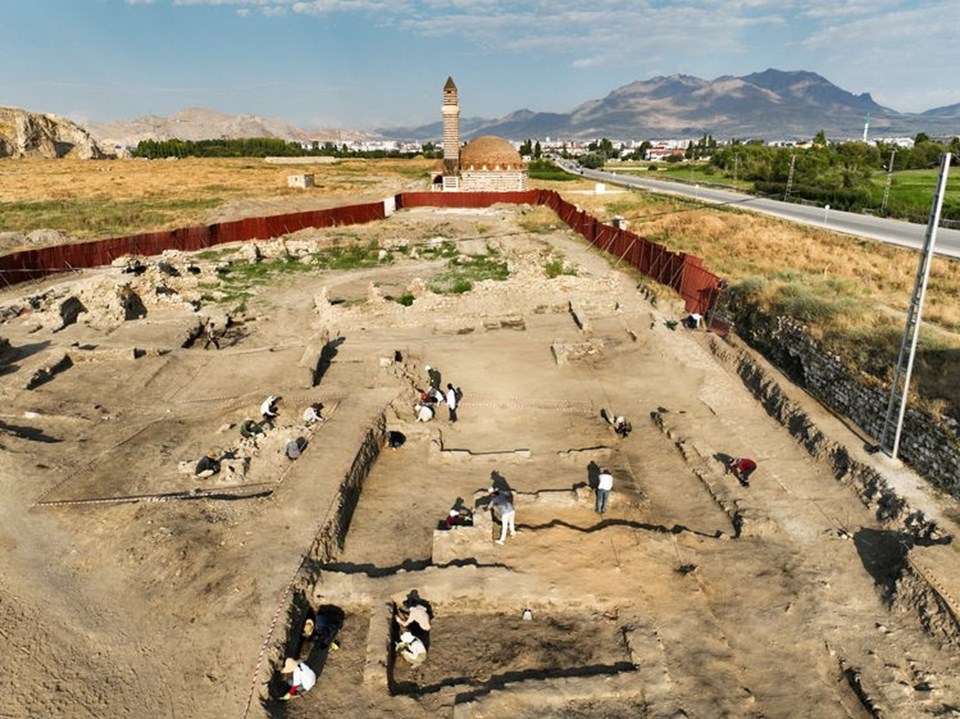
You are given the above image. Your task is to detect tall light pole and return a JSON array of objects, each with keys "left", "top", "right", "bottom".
[
  {"left": 880, "top": 153, "right": 952, "bottom": 458},
  {"left": 881, "top": 148, "right": 896, "bottom": 216}
]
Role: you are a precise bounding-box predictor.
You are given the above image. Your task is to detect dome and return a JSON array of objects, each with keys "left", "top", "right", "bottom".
[{"left": 459, "top": 136, "right": 524, "bottom": 170}]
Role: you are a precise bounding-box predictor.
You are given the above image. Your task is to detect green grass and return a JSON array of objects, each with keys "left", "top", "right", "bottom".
[
  {"left": 614, "top": 160, "right": 960, "bottom": 221},
  {"left": 418, "top": 240, "right": 460, "bottom": 259},
  {"left": 199, "top": 239, "right": 512, "bottom": 313},
  {"left": 194, "top": 248, "right": 236, "bottom": 261},
  {"left": 544, "top": 254, "right": 578, "bottom": 278},
  {"left": 0, "top": 196, "right": 222, "bottom": 238},
  {"left": 391, "top": 292, "right": 415, "bottom": 306},
  {"left": 428, "top": 246, "right": 510, "bottom": 294},
  {"left": 528, "top": 159, "right": 577, "bottom": 182},
  {"left": 864, "top": 168, "right": 960, "bottom": 221},
  {"left": 313, "top": 240, "right": 388, "bottom": 270},
  {"left": 205, "top": 241, "right": 391, "bottom": 313}
]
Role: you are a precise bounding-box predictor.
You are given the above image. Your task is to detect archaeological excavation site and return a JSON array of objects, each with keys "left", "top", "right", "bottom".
[{"left": 3, "top": 196, "right": 960, "bottom": 719}]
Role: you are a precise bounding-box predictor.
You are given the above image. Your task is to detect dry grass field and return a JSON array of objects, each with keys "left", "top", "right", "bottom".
[
  {"left": 3, "top": 156, "right": 960, "bottom": 416},
  {"left": 0, "top": 156, "right": 433, "bottom": 244}
]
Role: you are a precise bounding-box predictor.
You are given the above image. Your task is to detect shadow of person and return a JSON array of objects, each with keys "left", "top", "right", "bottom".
[
  {"left": 713, "top": 452, "right": 734, "bottom": 470},
  {"left": 853, "top": 527, "right": 908, "bottom": 601},
  {"left": 587, "top": 461, "right": 600, "bottom": 489},
  {"left": 490, "top": 470, "right": 512, "bottom": 494},
  {"left": 314, "top": 335, "right": 346, "bottom": 386}
]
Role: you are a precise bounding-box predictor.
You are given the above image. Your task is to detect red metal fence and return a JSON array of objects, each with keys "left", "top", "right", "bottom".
[
  {"left": 0, "top": 201, "right": 387, "bottom": 287},
  {"left": 1, "top": 190, "right": 722, "bottom": 314}
]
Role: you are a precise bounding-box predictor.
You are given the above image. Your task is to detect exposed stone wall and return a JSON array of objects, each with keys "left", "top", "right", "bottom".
[
  {"left": 257, "top": 412, "right": 386, "bottom": 703},
  {"left": 309, "top": 413, "right": 386, "bottom": 562},
  {"left": 460, "top": 170, "right": 527, "bottom": 192},
  {"left": 706, "top": 335, "right": 946, "bottom": 543},
  {"left": 721, "top": 317, "right": 960, "bottom": 497}
]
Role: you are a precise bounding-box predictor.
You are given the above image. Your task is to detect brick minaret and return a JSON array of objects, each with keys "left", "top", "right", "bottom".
[{"left": 441, "top": 76, "right": 460, "bottom": 180}]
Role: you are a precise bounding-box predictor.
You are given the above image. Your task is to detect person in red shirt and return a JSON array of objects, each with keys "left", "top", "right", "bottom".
[{"left": 728, "top": 457, "right": 757, "bottom": 486}]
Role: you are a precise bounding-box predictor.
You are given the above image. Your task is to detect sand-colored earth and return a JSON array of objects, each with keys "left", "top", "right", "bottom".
[{"left": 2, "top": 201, "right": 960, "bottom": 719}]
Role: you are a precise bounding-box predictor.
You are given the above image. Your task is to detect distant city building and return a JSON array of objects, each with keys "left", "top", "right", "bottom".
[{"left": 435, "top": 76, "right": 528, "bottom": 192}]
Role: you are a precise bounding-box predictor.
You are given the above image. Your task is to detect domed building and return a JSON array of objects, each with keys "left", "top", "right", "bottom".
[{"left": 435, "top": 77, "right": 528, "bottom": 192}]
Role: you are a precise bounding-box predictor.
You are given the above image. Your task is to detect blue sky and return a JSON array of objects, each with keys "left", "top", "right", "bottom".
[{"left": 1, "top": 0, "right": 957, "bottom": 131}]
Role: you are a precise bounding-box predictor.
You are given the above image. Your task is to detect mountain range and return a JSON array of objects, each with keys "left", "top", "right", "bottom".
[
  {"left": 382, "top": 69, "right": 959, "bottom": 141},
  {"left": 85, "top": 108, "right": 377, "bottom": 151}
]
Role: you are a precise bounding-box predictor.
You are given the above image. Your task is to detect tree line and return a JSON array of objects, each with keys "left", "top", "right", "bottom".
[
  {"left": 131, "top": 137, "right": 426, "bottom": 159},
  {"left": 709, "top": 133, "right": 960, "bottom": 218}
]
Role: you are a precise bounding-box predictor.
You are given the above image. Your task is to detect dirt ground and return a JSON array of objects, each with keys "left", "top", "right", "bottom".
[{"left": 2, "top": 200, "right": 960, "bottom": 719}]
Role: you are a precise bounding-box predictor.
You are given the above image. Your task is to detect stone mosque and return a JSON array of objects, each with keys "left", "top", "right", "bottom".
[{"left": 435, "top": 76, "right": 528, "bottom": 192}]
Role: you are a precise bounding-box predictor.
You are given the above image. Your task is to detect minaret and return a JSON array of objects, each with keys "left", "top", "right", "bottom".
[{"left": 441, "top": 76, "right": 460, "bottom": 182}]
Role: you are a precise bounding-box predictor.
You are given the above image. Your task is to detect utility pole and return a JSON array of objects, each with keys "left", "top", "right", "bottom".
[
  {"left": 881, "top": 148, "right": 896, "bottom": 216},
  {"left": 879, "top": 153, "right": 952, "bottom": 458},
  {"left": 784, "top": 154, "right": 796, "bottom": 201}
]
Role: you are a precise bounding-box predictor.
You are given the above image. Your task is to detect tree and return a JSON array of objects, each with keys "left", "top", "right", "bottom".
[
  {"left": 579, "top": 153, "right": 605, "bottom": 169},
  {"left": 813, "top": 130, "right": 827, "bottom": 147},
  {"left": 519, "top": 139, "right": 533, "bottom": 157},
  {"left": 533, "top": 140, "right": 542, "bottom": 160}
]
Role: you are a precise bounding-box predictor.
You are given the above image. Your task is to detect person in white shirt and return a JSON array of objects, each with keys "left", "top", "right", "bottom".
[
  {"left": 397, "top": 604, "right": 430, "bottom": 632},
  {"left": 279, "top": 657, "right": 316, "bottom": 700},
  {"left": 302, "top": 403, "right": 323, "bottom": 424},
  {"left": 396, "top": 631, "right": 427, "bottom": 666},
  {"left": 596, "top": 468, "right": 614, "bottom": 514},
  {"left": 415, "top": 402, "right": 434, "bottom": 422},
  {"left": 260, "top": 396, "right": 280, "bottom": 427},
  {"left": 445, "top": 383, "right": 458, "bottom": 422}
]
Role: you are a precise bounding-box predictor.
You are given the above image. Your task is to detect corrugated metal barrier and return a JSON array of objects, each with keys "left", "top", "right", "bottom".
[{"left": 1, "top": 190, "right": 722, "bottom": 315}]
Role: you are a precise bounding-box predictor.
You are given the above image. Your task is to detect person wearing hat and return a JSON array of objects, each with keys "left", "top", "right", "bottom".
[
  {"left": 194, "top": 450, "right": 220, "bottom": 479},
  {"left": 444, "top": 507, "right": 472, "bottom": 528},
  {"left": 302, "top": 612, "right": 340, "bottom": 651},
  {"left": 425, "top": 365, "right": 441, "bottom": 391},
  {"left": 279, "top": 657, "right": 316, "bottom": 700},
  {"left": 396, "top": 631, "right": 427, "bottom": 666}
]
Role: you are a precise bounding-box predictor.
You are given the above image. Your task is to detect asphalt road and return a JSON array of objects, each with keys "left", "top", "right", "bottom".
[{"left": 557, "top": 161, "right": 960, "bottom": 259}]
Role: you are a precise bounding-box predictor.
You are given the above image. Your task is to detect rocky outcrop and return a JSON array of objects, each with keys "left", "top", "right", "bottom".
[{"left": 0, "top": 107, "right": 106, "bottom": 159}]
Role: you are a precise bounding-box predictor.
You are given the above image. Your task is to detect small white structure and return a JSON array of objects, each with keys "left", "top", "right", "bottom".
[{"left": 287, "top": 174, "right": 315, "bottom": 189}]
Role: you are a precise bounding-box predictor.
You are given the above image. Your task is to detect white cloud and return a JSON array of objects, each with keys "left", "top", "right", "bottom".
[{"left": 122, "top": 0, "right": 960, "bottom": 114}]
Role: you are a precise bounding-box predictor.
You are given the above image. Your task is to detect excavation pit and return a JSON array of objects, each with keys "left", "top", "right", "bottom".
[{"left": 389, "top": 611, "right": 635, "bottom": 698}]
